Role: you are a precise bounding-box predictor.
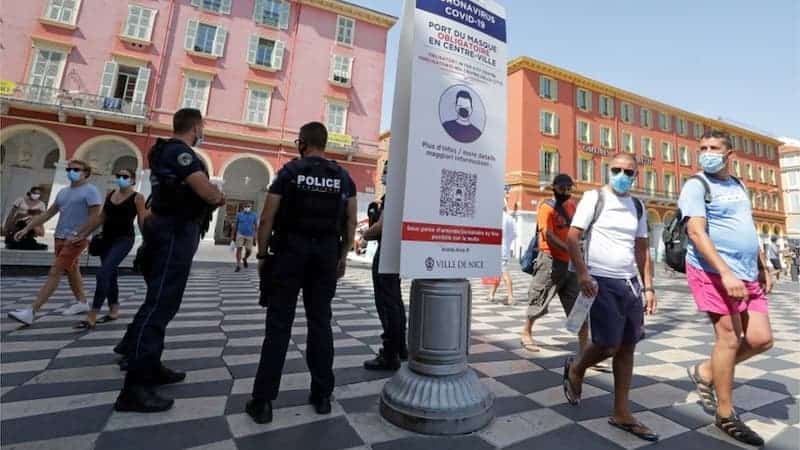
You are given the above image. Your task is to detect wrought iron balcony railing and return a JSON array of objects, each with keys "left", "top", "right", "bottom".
[
  {"left": 536, "top": 171, "right": 678, "bottom": 201},
  {"left": 0, "top": 83, "right": 148, "bottom": 119}
]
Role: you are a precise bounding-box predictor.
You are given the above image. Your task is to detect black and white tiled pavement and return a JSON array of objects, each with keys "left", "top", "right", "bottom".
[{"left": 1, "top": 266, "right": 798, "bottom": 450}]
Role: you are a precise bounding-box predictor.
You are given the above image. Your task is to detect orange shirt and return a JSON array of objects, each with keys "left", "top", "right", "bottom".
[{"left": 537, "top": 199, "right": 576, "bottom": 262}]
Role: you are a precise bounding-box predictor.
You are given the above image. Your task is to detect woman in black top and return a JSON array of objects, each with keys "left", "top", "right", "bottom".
[{"left": 71, "top": 169, "right": 147, "bottom": 329}]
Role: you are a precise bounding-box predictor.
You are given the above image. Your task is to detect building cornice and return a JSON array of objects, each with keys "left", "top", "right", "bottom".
[
  {"left": 298, "top": 0, "right": 396, "bottom": 28},
  {"left": 508, "top": 56, "right": 783, "bottom": 147}
]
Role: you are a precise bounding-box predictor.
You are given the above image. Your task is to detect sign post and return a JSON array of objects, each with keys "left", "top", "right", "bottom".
[{"left": 379, "top": 0, "right": 507, "bottom": 434}]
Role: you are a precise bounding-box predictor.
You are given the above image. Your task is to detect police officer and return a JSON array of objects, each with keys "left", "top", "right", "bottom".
[
  {"left": 247, "top": 122, "right": 357, "bottom": 424},
  {"left": 362, "top": 161, "right": 407, "bottom": 371},
  {"left": 114, "top": 108, "right": 225, "bottom": 413}
]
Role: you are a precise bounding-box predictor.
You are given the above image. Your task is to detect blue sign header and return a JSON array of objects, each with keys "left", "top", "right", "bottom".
[{"left": 417, "top": 0, "right": 507, "bottom": 42}]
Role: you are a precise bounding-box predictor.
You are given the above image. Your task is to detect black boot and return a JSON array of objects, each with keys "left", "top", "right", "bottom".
[
  {"left": 363, "top": 350, "right": 401, "bottom": 371},
  {"left": 246, "top": 398, "right": 273, "bottom": 424},
  {"left": 309, "top": 394, "right": 332, "bottom": 414},
  {"left": 114, "top": 385, "right": 174, "bottom": 413},
  {"left": 153, "top": 364, "right": 186, "bottom": 385}
]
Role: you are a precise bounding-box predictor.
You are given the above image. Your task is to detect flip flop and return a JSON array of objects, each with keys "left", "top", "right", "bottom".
[
  {"left": 73, "top": 320, "right": 95, "bottom": 330},
  {"left": 520, "top": 336, "right": 540, "bottom": 352},
  {"left": 608, "top": 418, "right": 660, "bottom": 442},
  {"left": 96, "top": 315, "right": 118, "bottom": 324},
  {"left": 562, "top": 357, "right": 581, "bottom": 405}
]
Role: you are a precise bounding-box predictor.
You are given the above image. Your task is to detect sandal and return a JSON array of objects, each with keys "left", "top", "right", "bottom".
[
  {"left": 562, "top": 357, "right": 581, "bottom": 405},
  {"left": 96, "top": 315, "right": 118, "bottom": 324},
  {"left": 590, "top": 362, "right": 612, "bottom": 373},
  {"left": 716, "top": 411, "right": 764, "bottom": 446},
  {"left": 520, "top": 335, "right": 540, "bottom": 352},
  {"left": 608, "top": 418, "right": 660, "bottom": 442},
  {"left": 74, "top": 320, "right": 95, "bottom": 330},
  {"left": 687, "top": 364, "right": 717, "bottom": 414}
]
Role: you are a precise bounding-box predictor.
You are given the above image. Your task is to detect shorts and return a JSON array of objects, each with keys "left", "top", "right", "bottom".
[
  {"left": 770, "top": 258, "right": 782, "bottom": 271},
  {"left": 235, "top": 234, "right": 254, "bottom": 251},
  {"left": 686, "top": 263, "right": 768, "bottom": 316},
  {"left": 526, "top": 252, "right": 580, "bottom": 320},
  {"left": 589, "top": 275, "right": 644, "bottom": 348},
  {"left": 53, "top": 238, "right": 88, "bottom": 272}
]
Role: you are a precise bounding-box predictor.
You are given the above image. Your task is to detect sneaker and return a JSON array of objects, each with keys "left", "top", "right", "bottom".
[
  {"left": 62, "top": 302, "right": 90, "bottom": 316},
  {"left": 242, "top": 257, "right": 249, "bottom": 269},
  {"left": 234, "top": 266, "right": 241, "bottom": 272},
  {"left": 8, "top": 308, "right": 34, "bottom": 325}
]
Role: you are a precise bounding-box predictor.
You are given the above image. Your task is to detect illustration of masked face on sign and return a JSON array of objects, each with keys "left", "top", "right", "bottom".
[{"left": 440, "top": 85, "right": 485, "bottom": 144}]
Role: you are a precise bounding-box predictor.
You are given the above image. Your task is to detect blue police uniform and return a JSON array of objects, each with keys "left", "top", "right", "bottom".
[
  {"left": 120, "top": 138, "right": 210, "bottom": 391},
  {"left": 252, "top": 156, "right": 355, "bottom": 403}
]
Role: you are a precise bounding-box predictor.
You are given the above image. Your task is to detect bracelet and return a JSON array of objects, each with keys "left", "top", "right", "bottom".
[{"left": 643, "top": 287, "right": 655, "bottom": 293}]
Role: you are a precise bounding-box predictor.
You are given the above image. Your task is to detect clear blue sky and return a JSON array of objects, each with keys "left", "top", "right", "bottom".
[{"left": 354, "top": 0, "right": 799, "bottom": 139}]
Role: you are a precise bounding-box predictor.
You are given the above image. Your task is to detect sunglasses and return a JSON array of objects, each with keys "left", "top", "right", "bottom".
[
  {"left": 610, "top": 167, "right": 635, "bottom": 177},
  {"left": 294, "top": 139, "right": 305, "bottom": 146},
  {"left": 65, "top": 167, "right": 83, "bottom": 173},
  {"left": 116, "top": 174, "right": 131, "bottom": 180}
]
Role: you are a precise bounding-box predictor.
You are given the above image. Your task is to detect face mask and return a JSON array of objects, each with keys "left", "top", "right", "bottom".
[
  {"left": 554, "top": 192, "right": 571, "bottom": 203},
  {"left": 457, "top": 107, "right": 470, "bottom": 118},
  {"left": 610, "top": 172, "right": 634, "bottom": 193},
  {"left": 193, "top": 126, "right": 204, "bottom": 147},
  {"left": 116, "top": 178, "right": 131, "bottom": 189},
  {"left": 244, "top": 207, "right": 252, "bottom": 212},
  {"left": 699, "top": 152, "right": 726, "bottom": 174},
  {"left": 29, "top": 193, "right": 41, "bottom": 200},
  {"left": 67, "top": 170, "right": 82, "bottom": 182}
]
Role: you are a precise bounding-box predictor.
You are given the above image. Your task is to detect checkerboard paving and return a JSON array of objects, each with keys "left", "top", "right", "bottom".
[{"left": 1, "top": 265, "right": 798, "bottom": 450}]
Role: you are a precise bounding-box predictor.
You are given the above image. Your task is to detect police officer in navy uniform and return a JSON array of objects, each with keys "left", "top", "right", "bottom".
[
  {"left": 114, "top": 108, "right": 225, "bottom": 413},
  {"left": 247, "top": 122, "right": 357, "bottom": 424}
]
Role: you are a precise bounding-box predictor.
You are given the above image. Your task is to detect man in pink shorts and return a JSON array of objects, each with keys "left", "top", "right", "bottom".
[{"left": 678, "top": 131, "right": 773, "bottom": 447}]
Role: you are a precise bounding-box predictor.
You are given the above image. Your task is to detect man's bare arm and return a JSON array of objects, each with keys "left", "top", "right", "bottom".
[
  {"left": 257, "top": 194, "right": 281, "bottom": 255},
  {"left": 362, "top": 214, "right": 383, "bottom": 241},
  {"left": 340, "top": 197, "right": 358, "bottom": 260},
  {"left": 185, "top": 172, "right": 225, "bottom": 206}
]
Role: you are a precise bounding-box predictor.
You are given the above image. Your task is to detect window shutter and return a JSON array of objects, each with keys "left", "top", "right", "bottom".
[
  {"left": 220, "top": 0, "right": 232, "bottom": 14},
  {"left": 98, "top": 61, "right": 119, "bottom": 98},
  {"left": 131, "top": 66, "right": 151, "bottom": 114},
  {"left": 191, "top": 0, "right": 201, "bottom": 7},
  {"left": 213, "top": 26, "right": 227, "bottom": 57},
  {"left": 539, "top": 76, "right": 545, "bottom": 97},
  {"left": 554, "top": 116, "right": 560, "bottom": 135},
  {"left": 552, "top": 79, "right": 558, "bottom": 100},
  {"left": 279, "top": 1, "right": 290, "bottom": 29},
  {"left": 247, "top": 34, "right": 259, "bottom": 64},
  {"left": 272, "top": 40, "right": 285, "bottom": 70},
  {"left": 184, "top": 19, "right": 199, "bottom": 51},
  {"left": 253, "top": 0, "right": 264, "bottom": 22},
  {"left": 144, "top": 8, "right": 157, "bottom": 41},
  {"left": 347, "top": 56, "right": 354, "bottom": 81},
  {"left": 125, "top": 5, "right": 139, "bottom": 38},
  {"left": 539, "top": 112, "right": 545, "bottom": 132}
]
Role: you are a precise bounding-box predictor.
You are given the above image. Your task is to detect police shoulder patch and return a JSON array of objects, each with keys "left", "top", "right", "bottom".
[{"left": 177, "top": 152, "right": 194, "bottom": 167}]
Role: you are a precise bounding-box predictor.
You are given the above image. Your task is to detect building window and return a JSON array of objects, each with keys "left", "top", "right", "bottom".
[
  {"left": 578, "top": 158, "right": 593, "bottom": 183},
  {"left": 758, "top": 166, "right": 765, "bottom": 183},
  {"left": 746, "top": 163, "right": 753, "bottom": 180},
  {"left": 181, "top": 74, "right": 211, "bottom": 115},
  {"left": 733, "top": 135, "right": 742, "bottom": 149},
  {"left": 761, "top": 194, "right": 769, "bottom": 210},
  {"left": 676, "top": 118, "right": 688, "bottom": 136},
  {"left": 325, "top": 99, "right": 348, "bottom": 134},
  {"left": 244, "top": 85, "right": 272, "bottom": 126},
  {"left": 743, "top": 138, "right": 752, "bottom": 154},
  {"left": 733, "top": 160, "right": 742, "bottom": 177},
  {"left": 773, "top": 194, "right": 780, "bottom": 211},
  {"left": 601, "top": 160, "right": 610, "bottom": 185},
  {"left": 26, "top": 47, "right": 68, "bottom": 102},
  {"left": 191, "top": 0, "right": 232, "bottom": 15},
  {"left": 790, "top": 192, "right": 800, "bottom": 211},
  {"left": 755, "top": 142, "right": 764, "bottom": 157},
  {"left": 43, "top": 0, "right": 82, "bottom": 26},
  {"left": 541, "top": 148, "right": 559, "bottom": 181},
  {"left": 693, "top": 122, "right": 704, "bottom": 139},
  {"left": 750, "top": 191, "right": 756, "bottom": 209},
  {"left": 330, "top": 54, "right": 353, "bottom": 86},
  {"left": 661, "top": 142, "right": 674, "bottom": 162},
  {"left": 599, "top": 95, "right": 614, "bottom": 118},
  {"left": 679, "top": 145, "right": 690, "bottom": 166},
  {"left": 576, "top": 88, "right": 591, "bottom": 111},
  {"left": 539, "top": 110, "right": 559, "bottom": 136},
  {"left": 769, "top": 169, "right": 776, "bottom": 185},
  {"left": 539, "top": 76, "right": 557, "bottom": 101},
  {"left": 623, "top": 132, "right": 634, "bottom": 153},
  {"left": 766, "top": 145, "right": 775, "bottom": 160},
  {"left": 336, "top": 15, "right": 355, "bottom": 46},
  {"left": 642, "top": 136, "right": 654, "bottom": 157},
  {"left": 681, "top": 175, "right": 689, "bottom": 187},
  {"left": 122, "top": 4, "right": 157, "bottom": 42},
  {"left": 645, "top": 170, "right": 657, "bottom": 194},
  {"left": 600, "top": 127, "right": 614, "bottom": 148},
  {"left": 98, "top": 61, "right": 151, "bottom": 112},
  {"left": 658, "top": 112, "right": 671, "bottom": 132},
  {"left": 664, "top": 173, "right": 675, "bottom": 196},
  {"left": 253, "top": 0, "right": 290, "bottom": 29},
  {"left": 640, "top": 108, "right": 652, "bottom": 128},
  {"left": 247, "top": 35, "right": 285, "bottom": 70},
  {"left": 620, "top": 102, "right": 633, "bottom": 124},
  {"left": 185, "top": 20, "right": 227, "bottom": 57},
  {"left": 578, "top": 120, "right": 591, "bottom": 144}
]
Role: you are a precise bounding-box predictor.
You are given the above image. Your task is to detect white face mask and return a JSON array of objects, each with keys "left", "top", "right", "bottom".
[
  {"left": 29, "top": 193, "right": 41, "bottom": 200},
  {"left": 244, "top": 207, "right": 252, "bottom": 212}
]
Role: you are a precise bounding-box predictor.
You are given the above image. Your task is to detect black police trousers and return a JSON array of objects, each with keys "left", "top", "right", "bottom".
[
  {"left": 123, "top": 216, "right": 200, "bottom": 386},
  {"left": 252, "top": 234, "right": 339, "bottom": 401},
  {"left": 372, "top": 247, "right": 407, "bottom": 359}
]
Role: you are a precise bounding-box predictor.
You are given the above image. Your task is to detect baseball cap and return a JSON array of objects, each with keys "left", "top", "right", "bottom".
[{"left": 552, "top": 174, "right": 574, "bottom": 187}]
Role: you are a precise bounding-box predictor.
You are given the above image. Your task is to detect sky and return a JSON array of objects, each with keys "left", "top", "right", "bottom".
[{"left": 353, "top": 0, "right": 799, "bottom": 140}]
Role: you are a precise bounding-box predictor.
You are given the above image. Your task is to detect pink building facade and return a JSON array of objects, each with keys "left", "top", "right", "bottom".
[{"left": 0, "top": 0, "right": 395, "bottom": 242}]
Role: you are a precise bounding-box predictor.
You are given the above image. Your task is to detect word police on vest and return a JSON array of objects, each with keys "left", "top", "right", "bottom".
[{"left": 296, "top": 174, "right": 342, "bottom": 193}]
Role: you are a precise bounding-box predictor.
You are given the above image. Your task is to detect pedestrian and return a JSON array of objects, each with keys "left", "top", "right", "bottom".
[
  {"left": 521, "top": 174, "right": 585, "bottom": 353},
  {"left": 113, "top": 108, "right": 225, "bottom": 413},
  {"left": 766, "top": 236, "right": 782, "bottom": 281},
  {"left": 362, "top": 162, "right": 408, "bottom": 371},
  {"left": 8, "top": 161, "right": 102, "bottom": 325},
  {"left": 488, "top": 197, "right": 516, "bottom": 304},
  {"left": 680, "top": 131, "right": 773, "bottom": 447},
  {"left": 231, "top": 202, "right": 258, "bottom": 272},
  {"left": 70, "top": 169, "right": 148, "bottom": 329},
  {"left": 563, "top": 152, "right": 659, "bottom": 442},
  {"left": 247, "top": 122, "right": 358, "bottom": 424},
  {"left": 3, "top": 186, "right": 48, "bottom": 250}
]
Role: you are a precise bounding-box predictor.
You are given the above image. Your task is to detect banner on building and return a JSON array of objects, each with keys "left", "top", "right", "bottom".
[{"left": 380, "top": 0, "right": 508, "bottom": 278}]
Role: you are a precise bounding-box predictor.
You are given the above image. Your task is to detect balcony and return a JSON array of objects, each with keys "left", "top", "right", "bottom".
[
  {"left": 0, "top": 83, "right": 148, "bottom": 124},
  {"left": 537, "top": 172, "right": 679, "bottom": 202}
]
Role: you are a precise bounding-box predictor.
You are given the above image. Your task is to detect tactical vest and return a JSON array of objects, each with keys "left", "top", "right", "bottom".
[
  {"left": 148, "top": 138, "right": 209, "bottom": 229},
  {"left": 276, "top": 158, "right": 346, "bottom": 237}
]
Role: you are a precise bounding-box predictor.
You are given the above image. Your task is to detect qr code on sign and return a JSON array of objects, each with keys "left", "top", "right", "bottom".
[{"left": 439, "top": 169, "right": 477, "bottom": 218}]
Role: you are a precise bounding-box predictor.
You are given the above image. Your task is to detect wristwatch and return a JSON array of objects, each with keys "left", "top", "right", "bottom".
[{"left": 643, "top": 287, "right": 655, "bottom": 294}]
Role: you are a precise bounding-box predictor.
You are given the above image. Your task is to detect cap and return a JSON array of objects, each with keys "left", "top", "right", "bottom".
[{"left": 552, "top": 174, "right": 574, "bottom": 187}]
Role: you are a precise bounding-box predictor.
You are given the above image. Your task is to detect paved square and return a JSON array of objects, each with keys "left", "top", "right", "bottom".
[{"left": 1, "top": 265, "right": 798, "bottom": 449}]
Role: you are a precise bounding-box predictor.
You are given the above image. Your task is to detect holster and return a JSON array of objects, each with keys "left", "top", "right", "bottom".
[{"left": 132, "top": 244, "right": 154, "bottom": 277}]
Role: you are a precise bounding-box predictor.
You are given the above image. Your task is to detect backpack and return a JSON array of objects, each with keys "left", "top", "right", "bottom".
[
  {"left": 662, "top": 174, "right": 744, "bottom": 273},
  {"left": 520, "top": 200, "right": 572, "bottom": 274}
]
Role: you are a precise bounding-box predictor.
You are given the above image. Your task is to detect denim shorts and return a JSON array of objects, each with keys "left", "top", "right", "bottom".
[{"left": 589, "top": 275, "right": 644, "bottom": 348}]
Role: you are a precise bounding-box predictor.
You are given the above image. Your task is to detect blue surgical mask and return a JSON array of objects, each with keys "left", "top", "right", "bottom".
[
  {"left": 67, "top": 170, "right": 82, "bottom": 182},
  {"left": 116, "top": 177, "right": 131, "bottom": 189},
  {"left": 610, "top": 172, "right": 634, "bottom": 193},
  {"left": 699, "top": 152, "right": 726, "bottom": 174}
]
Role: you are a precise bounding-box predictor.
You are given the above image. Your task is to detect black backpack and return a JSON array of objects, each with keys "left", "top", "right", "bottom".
[{"left": 662, "top": 174, "right": 744, "bottom": 273}]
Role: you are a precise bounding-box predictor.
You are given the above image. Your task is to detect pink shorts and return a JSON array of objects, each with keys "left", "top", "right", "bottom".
[{"left": 686, "top": 264, "right": 768, "bottom": 316}]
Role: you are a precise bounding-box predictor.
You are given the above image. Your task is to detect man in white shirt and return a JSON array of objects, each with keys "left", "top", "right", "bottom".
[
  {"left": 488, "top": 198, "right": 517, "bottom": 304},
  {"left": 563, "top": 152, "right": 658, "bottom": 442}
]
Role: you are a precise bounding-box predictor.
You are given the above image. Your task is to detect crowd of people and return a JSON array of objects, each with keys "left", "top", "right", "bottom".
[{"left": 2, "top": 114, "right": 782, "bottom": 446}]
